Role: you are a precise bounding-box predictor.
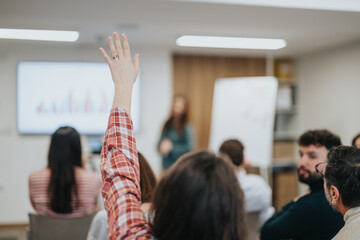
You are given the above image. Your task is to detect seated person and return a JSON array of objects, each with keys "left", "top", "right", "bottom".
[
  {"left": 99, "top": 32, "right": 247, "bottom": 240},
  {"left": 260, "top": 130, "right": 344, "bottom": 240},
  {"left": 86, "top": 151, "right": 157, "bottom": 240},
  {"left": 138, "top": 152, "right": 157, "bottom": 213},
  {"left": 321, "top": 146, "right": 360, "bottom": 240},
  {"left": 29, "top": 126, "right": 101, "bottom": 218},
  {"left": 351, "top": 133, "right": 360, "bottom": 148},
  {"left": 219, "top": 139, "right": 274, "bottom": 223}
]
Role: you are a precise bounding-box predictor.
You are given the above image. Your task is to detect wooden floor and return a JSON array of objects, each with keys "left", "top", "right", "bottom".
[{"left": 0, "top": 225, "right": 28, "bottom": 240}]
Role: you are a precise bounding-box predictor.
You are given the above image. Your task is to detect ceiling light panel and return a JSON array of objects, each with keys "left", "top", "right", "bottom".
[
  {"left": 176, "top": 35, "right": 287, "bottom": 50},
  {"left": 0, "top": 28, "right": 79, "bottom": 42}
]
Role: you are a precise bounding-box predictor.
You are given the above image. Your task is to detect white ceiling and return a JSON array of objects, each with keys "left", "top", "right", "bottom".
[{"left": 1, "top": 0, "right": 360, "bottom": 57}]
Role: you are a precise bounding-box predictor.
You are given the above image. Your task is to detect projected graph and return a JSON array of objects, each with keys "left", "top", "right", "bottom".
[
  {"left": 17, "top": 61, "right": 141, "bottom": 134},
  {"left": 36, "top": 91, "right": 110, "bottom": 114}
]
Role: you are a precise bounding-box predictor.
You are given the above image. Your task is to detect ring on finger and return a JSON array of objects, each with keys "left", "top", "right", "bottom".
[{"left": 112, "top": 54, "right": 118, "bottom": 60}]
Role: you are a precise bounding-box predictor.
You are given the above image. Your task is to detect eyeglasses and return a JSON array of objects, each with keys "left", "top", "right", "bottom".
[{"left": 315, "top": 162, "right": 326, "bottom": 178}]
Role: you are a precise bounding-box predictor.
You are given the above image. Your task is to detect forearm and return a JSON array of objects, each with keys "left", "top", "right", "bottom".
[
  {"left": 100, "top": 109, "right": 150, "bottom": 239},
  {"left": 112, "top": 87, "right": 133, "bottom": 113}
]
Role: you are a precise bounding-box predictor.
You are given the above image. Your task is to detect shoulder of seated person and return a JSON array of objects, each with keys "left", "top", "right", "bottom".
[
  {"left": 241, "top": 174, "right": 270, "bottom": 190},
  {"left": 76, "top": 167, "right": 100, "bottom": 177},
  {"left": 30, "top": 168, "right": 49, "bottom": 177},
  {"left": 295, "top": 191, "right": 324, "bottom": 206}
]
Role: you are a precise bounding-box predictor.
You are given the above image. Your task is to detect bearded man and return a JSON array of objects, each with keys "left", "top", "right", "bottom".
[{"left": 260, "top": 130, "right": 344, "bottom": 240}]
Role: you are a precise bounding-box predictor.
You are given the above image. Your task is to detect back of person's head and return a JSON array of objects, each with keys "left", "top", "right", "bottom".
[
  {"left": 138, "top": 152, "right": 157, "bottom": 203},
  {"left": 47, "top": 126, "right": 82, "bottom": 213},
  {"left": 351, "top": 133, "right": 360, "bottom": 147},
  {"left": 219, "top": 139, "right": 244, "bottom": 167},
  {"left": 298, "top": 129, "right": 342, "bottom": 150},
  {"left": 325, "top": 146, "right": 360, "bottom": 208},
  {"left": 151, "top": 150, "right": 247, "bottom": 240}
]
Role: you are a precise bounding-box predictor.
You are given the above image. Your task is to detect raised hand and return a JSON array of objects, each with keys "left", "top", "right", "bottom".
[{"left": 100, "top": 32, "right": 139, "bottom": 113}]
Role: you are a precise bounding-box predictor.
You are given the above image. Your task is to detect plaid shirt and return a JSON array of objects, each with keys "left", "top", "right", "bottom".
[{"left": 101, "top": 108, "right": 153, "bottom": 240}]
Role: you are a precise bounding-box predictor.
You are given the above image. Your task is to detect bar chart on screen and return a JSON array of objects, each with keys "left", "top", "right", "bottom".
[
  {"left": 17, "top": 61, "right": 140, "bottom": 134},
  {"left": 36, "top": 90, "right": 110, "bottom": 114}
]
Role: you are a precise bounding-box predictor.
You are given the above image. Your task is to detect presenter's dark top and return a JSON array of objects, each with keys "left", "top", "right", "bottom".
[
  {"left": 260, "top": 179, "right": 344, "bottom": 240},
  {"left": 159, "top": 124, "right": 194, "bottom": 169}
]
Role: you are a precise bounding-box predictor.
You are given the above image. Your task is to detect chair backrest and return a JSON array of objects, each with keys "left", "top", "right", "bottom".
[
  {"left": 28, "top": 213, "right": 96, "bottom": 240},
  {"left": 86, "top": 210, "right": 108, "bottom": 240}
]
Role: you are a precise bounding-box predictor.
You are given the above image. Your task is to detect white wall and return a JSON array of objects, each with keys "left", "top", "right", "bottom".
[
  {"left": 297, "top": 40, "right": 360, "bottom": 144},
  {"left": 0, "top": 43, "right": 171, "bottom": 223}
]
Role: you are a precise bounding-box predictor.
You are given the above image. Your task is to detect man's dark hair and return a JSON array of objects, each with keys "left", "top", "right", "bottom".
[
  {"left": 151, "top": 150, "right": 247, "bottom": 240},
  {"left": 325, "top": 146, "right": 360, "bottom": 208},
  {"left": 219, "top": 139, "right": 244, "bottom": 167},
  {"left": 298, "top": 129, "right": 341, "bottom": 150}
]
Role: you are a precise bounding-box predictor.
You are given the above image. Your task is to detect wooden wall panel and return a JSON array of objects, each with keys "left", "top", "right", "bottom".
[{"left": 173, "top": 55, "right": 266, "bottom": 149}]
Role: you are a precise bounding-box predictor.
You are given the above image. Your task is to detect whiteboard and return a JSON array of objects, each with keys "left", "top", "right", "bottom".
[{"left": 209, "top": 77, "right": 278, "bottom": 167}]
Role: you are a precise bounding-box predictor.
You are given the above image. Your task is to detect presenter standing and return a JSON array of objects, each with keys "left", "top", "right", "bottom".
[{"left": 158, "top": 96, "right": 194, "bottom": 169}]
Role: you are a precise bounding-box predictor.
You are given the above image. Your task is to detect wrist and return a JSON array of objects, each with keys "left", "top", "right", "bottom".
[
  {"left": 112, "top": 90, "right": 132, "bottom": 113},
  {"left": 114, "top": 84, "right": 133, "bottom": 93}
]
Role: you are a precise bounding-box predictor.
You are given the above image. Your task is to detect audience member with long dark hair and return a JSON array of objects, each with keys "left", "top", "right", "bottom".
[
  {"left": 158, "top": 95, "right": 194, "bottom": 169},
  {"left": 138, "top": 152, "right": 157, "bottom": 213},
  {"left": 99, "top": 32, "right": 247, "bottom": 240},
  {"left": 29, "top": 126, "right": 101, "bottom": 218}
]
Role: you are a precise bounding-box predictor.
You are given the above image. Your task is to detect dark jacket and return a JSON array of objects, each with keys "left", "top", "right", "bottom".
[{"left": 260, "top": 179, "right": 344, "bottom": 240}]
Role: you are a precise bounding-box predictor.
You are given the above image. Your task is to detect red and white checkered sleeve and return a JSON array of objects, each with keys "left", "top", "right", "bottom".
[{"left": 100, "top": 108, "right": 152, "bottom": 240}]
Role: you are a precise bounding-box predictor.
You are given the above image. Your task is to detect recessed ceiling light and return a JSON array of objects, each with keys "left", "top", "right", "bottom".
[
  {"left": 174, "top": 0, "right": 360, "bottom": 12},
  {"left": 0, "top": 28, "right": 79, "bottom": 42},
  {"left": 176, "top": 35, "right": 287, "bottom": 50}
]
